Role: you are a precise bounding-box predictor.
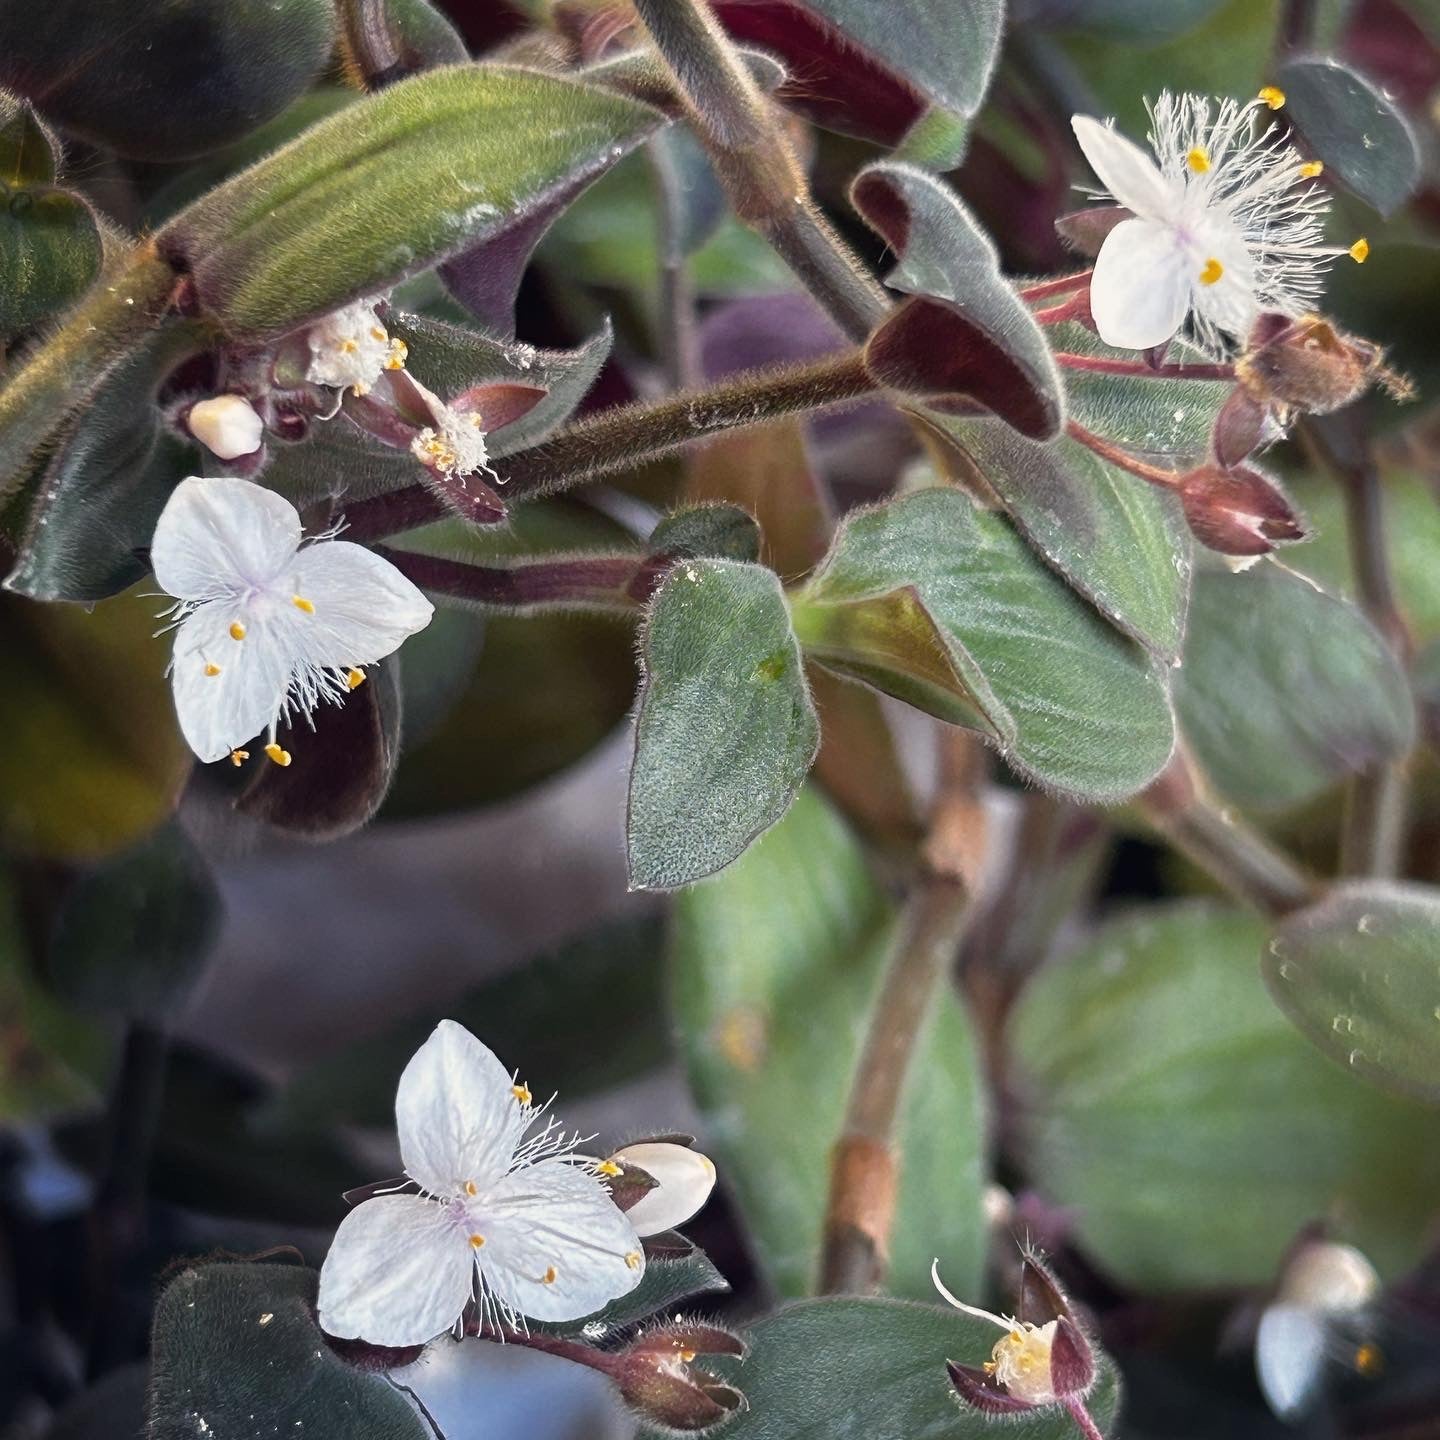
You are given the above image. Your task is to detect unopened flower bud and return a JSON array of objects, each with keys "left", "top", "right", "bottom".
[
  {"left": 187, "top": 394, "right": 264, "bottom": 459},
  {"left": 1278, "top": 1240, "right": 1379, "bottom": 1313},
  {"left": 616, "top": 1320, "right": 746, "bottom": 1433},
  {"left": 606, "top": 1141, "right": 717, "bottom": 1238},
  {"left": 1237, "top": 312, "right": 1411, "bottom": 417},
  {"left": 1178, "top": 464, "right": 1305, "bottom": 557}
]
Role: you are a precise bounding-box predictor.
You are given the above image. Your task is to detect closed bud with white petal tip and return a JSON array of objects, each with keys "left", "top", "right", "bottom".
[
  {"left": 187, "top": 394, "right": 264, "bottom": 460},
  {"left": 606, "top": 1141, "right": 717, "bottom": 1238},
  {"left": 1278, "top": 1241, "right": 1379, "bottom": 1313}
]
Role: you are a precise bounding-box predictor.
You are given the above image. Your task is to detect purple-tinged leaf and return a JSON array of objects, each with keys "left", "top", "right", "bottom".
[
  {"left": 1049, "top": 1317, "right": 1096, "bottom": 1395},
  {"left": 946, "top": 1361, "right": 1039, "bottom": 1415},
  {"left": 1017, "top": 1255, "right": 1072, "bottom": 1328}
]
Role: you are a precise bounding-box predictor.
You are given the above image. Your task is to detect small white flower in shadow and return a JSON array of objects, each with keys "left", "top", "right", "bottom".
[
  {"left": 318, "top": 1020, "right": 646, "bottom": 1349},
  {"left": 1072, "top": 90, "right": 1366, "bottom": 354},
  {"left": 306, "top": 296, "right": 409, "bottom": 395},
  {"left": 152, "top": 477, "right": 432, "bottom": 765}
]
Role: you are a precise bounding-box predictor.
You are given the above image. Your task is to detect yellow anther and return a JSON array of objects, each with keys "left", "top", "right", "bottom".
[
  {"left": 1355, "top": 1343, "right": 1383, "bottom": 1376},
  {"left": 385, "top": 338, "right": 409, "bottom": 370},
  {"left": 595, "top": 1160, "right": 622, "bottom": 1178},
  {"left": 346, "top": 668, "right": 366, "bottom": 690},
  {"left": 340, "top": 338, "right": 359, "bottom": 354},
  {"left": 1199, "top": 257, "right": 1225, "bottom": 286},
  {"left": 264, "top": 743, "right": 292, "bottom": 767},
  {"left": 229, "top": 621, "right": 247, "bottom": 640},
  {"left": 1300, "top": 160, "right": 1324, "bottom": 178},
  {"left": 230, "top": 749, "right": 250, "bottom": 766},
  {"left": 1259, "top": 85, "right": 1286, "bottom": 110},
  {"left": 511, "top": 1082, "right": 532, "bottom": 1106},
  {"left": 351, "top": 380, "right": 372, "bottom": 397},
  {"left": 464, "top": 1180, "right": 478, "bottom": 1196},
  {"left": 292, "top": 595, "right": 315, "bottom": 614},
  {"left": 370, "top": 326, "right": 387, "bottom": 341},
  {"left": 624, "top": 1250, "right": 642, "bottom": 1271},
  {"left": 983, "top": 1360, "right": 998, "bottom": 1375},
  {"left": 542, "top": 1266, "right": 558, "bottom": 1285},
  {"left": 204, "top": 662, "right": 221, "bottom": 677},
  {"left": 470, "top": 414, "right": 485, "bottom": 429},
  {"left": 679, "top": 1349, "right": 697, "bottom": 1364},
  {"left": 1186, "top": 146, "right": 1211, "bottom": 174},
  {"left": 1350, "top": 237, "right": 1370, "bottom": 263},
  {"left": 469, "top": 1234, "right": 486, "bottom": 1249}
]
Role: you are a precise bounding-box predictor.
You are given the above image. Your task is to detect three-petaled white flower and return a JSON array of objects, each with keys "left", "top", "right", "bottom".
[
  {"left": 152, "top": 477, "right": 433, "bottom": 766},
  {"left": 306, "top": 296, "right": 409, "bottom": 396},
  {"left": 318, "top": 1021, "right": 647, "bottom": 1347},
  {"left": 1072, "top": 90, "right": 1366, "bottom": 354}
]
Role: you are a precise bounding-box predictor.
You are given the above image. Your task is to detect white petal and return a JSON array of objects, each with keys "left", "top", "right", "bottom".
[
  {"left": 1279, "top": 1242, "right": 1379, "bottom": 1313},
  {"left": 187, "top": 395, "right": 264, "bottom": 460},
  {"left": 287, "top": 541, "right": 434, "bottom": 669},
  {"left": 1187, "top": 218, "right": 1258, "bottom": 343},
  {"left": 317, "top": 1193, "right": 474, "bottom": 1346},
  {"left": 1072, "top": 115, "right": 1179, "bottom": 219},
  {"left": 151, "top": 477, "right": 300, "bottom": 602},
  {"left": 610, "top": 1143, "right": 716, "bottom": 1237},
  {"left": 396, "top": 1021, "right": 527, "bottom": 1198},
  {"left": 169, "top": 602, "right": 294, "bottom": 763},
  {"left": 1255, "top": 1303, "right": 1329, "bottom": 1419},
  {"left": 1090, "top": 217, "right": 1192, "bottom": 350},
  {"left": 477, "top": 1159, "right": 643, "bottom": 1324}
]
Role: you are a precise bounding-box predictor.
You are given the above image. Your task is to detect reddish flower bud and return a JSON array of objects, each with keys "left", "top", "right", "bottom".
[
  {"left": 1177, "top": 464, "right": 1306, "bottom": 557},
  {"left": 1237, "top": 312, "right": 1411, "bottom": 417},
  {"left": 616, "top": 1320, "right": 747, "bottom": 1433}
]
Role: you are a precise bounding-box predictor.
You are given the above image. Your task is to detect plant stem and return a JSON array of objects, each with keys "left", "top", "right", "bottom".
[
  {"left": 1066, "top": 420, "right": 1182, "bottom": 488},
  {"left": 342, "top": 348, "right": 876, "bottom": 541},
  {"left": 1140, "top": 755, "right": 1316, "bottom": 917},
  {"left": 1055, "top": 353, "right": 1234, "bottom": 382},
  {"left": 336, "top": 0, "right": 407, "bottom": 88},
  {"left": 1063, "top": 1395, "right": 1108, "bottom": 1440},
  {"left": 630, "top": 0, "right": 890, "bottom": 343},
  {"left": 818, "top": 735, "right": 986, "bottom": 1295},
  {"left": 1300, "top": 414, "right": 1412, "bottom": 878},
  {"left": 1019, "top": 272, "right": 1092, "bottom": 302},
  {"left": 649, "top": 138, "right": 703, "bottom": 391},
  {"left": 0, "top": 243, "right": 181, "bottom": 500},
  {"left": 376, "top": 546, "right": 654, "bottom": 612}
]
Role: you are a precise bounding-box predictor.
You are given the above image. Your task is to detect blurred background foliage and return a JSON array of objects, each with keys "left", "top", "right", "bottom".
[{"left": 0, "top": 0, "right": 1439, "bottom": 1438}]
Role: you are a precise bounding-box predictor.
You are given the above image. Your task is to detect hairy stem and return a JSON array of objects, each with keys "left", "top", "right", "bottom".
[
  {"left": 630, "top": 0, "right": 890, "bottom": 342},
  {"left": 1066, "top": 419, "right": 1182, "bottom": 488},
  {"left": 0, "top": 243, "right": 181, "bottom": 500},
  {"left": 342, "top": 349, "right": 876, "bottom": 541},
  {"left": 649, "top": 138, "right": 704, "bottom": 391},
  {"left": 1140, "top": 755, "right": 1316, "bottom": 917},
  {"left": 376, "top": 546, "right": 655, "bottom": 613},
  {"left": 1063, "top": 1395, "right": 1108, "bottom": 1440},
  {"left": 1301, "top": 415, "right": 1412, "bottom": 878},
  {"left": 1055, "top": 353, "right": 1235, "bottom": 382},
  {"left": 818, "top": 736, "right": 986, "bottom": 1295},
  {"left": 336, "top": 0, "right": 407, "bottom": 88},
  {"left": 1019, "top": 271, "right": 1092, "bottom": 302}
]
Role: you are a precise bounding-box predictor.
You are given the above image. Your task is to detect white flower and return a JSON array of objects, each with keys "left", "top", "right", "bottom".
[
  {"left": 306, "top": 297, "right": 409, "bottom": 395},
  {"left": 606, "top": 1142, "right": 716, "bottom": 1237},
  {"left": 152, "top": 477, "right": 433, "bottom": 765},
  {"left": 1072, "top": 90, "right": 1366, "bottom": 353},
  {"left": 187, "top": 394, "right": 264, "bottom": 460},
  {"left": 1255, "top": 1240, "right": 1380, "bottom": 1419},
  {"left": 317, "top": 1021, "right": 645, "bottom": 1348},
  {"left": 407, "top": 378, "right": 496, "bottom": 479}
]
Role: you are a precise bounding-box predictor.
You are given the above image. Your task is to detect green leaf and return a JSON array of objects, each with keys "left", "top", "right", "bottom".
[
  {"left": 0, "top": 95, "right": 58, "bottom": 186},
  {"left": 45, "top": 823, "right": 223, "bottom": 1021},
  {"left": 1010, "top": 902, "right": 1440, "bottom": 1288},
  {"left": 798, "top": 488, "right": 1176, "bottom": 803},
  {"left": 1276, "top": 57, "right": 1421, "bottom": 215},
  {"left": 687, "top": 1297, "right": 1120, "bottom": 1440},
  {"left": 0, "top": 188, "right": 103, "bottom": 340},
  {"left": 6, "top": 323, "right": 206, "bottom": 602},
  {"left": 1265, "top": 882, "right": 1440, "bottom": 1104},
  {"left": 672, "top": 788, "right": 988, "bottom": 1301},
  {"left": 650, "top": 503, "right": 763, "bottom": 563},
  {"left": 629, "top": 559, "right": 819, "bottom": 889},
  {"left": 147, "top": 1263, "right": 429, "bottom": 1439},
  {"left": 0, "top": 589, "right": 191, "bottom": 860},
  {"left": 0, "top": 0, "right": 336, "bottom": 162},
  {"left": 159, "top": 66, "right": 664, "bottom": 339},
  {"left": 853, "top": 162, "right": 1063, "bottom": 440},
  {"left": 272, "top": 913, "right": 667, "bottom": 1132},
  {"left": 1041, "top": 0, "right": 1228, "bottom": 40},
  {"left": 1174, "top": 565, "right": 1415, "bottom": 811},
  {"left": 936, "top": 422, "right": 1193, "bottom": 663},
  {"left": 797, "top": 0, "right": 1003, "bottom": 119}
]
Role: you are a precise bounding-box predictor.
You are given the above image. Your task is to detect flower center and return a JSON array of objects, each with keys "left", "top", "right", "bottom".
[{"left": 985, "top": 1322, "right": 1058, "bottom": 1404}]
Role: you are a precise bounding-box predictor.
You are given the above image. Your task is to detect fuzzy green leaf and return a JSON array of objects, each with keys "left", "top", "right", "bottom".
[
  {"left": 797, "top": 488, "right": 1175, "bottom": 802},
  {"left": 1011, "top": 902, "right": 1440, "bottom": 1288},
  {"left": 1175, "top": 565, "right": 1415, "bottom": 811},
  {"left": 672, "top": 788, "right": 988, "bottom": 1301},
  {"left": 629, "top": 559, "right": 818, "bottom": 890},
  {"left": 1265, "top": 883, "right": 1440, "bottom": 1103},
  {"left": 159, "top": 65, "right": 664, "bottom": 339},
  {"left": 0, "top": 189, "right": 103, "bottom": 341}
]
